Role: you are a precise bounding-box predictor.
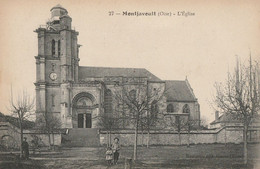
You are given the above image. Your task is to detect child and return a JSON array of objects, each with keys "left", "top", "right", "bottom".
[{"left": 106, "top": 147, "right": 113, "bottom": 165}]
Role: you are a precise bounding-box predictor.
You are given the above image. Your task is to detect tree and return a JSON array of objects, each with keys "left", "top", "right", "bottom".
[
  {"left": 199, "top": 117, "right": 209, "bottom": 129},
  {"left": 113, "top": 81, "right": 165, "bottom": 161},
  {"left": 214, "top": 56, "right": 259, "bottom": 164},
  {"left": 141, "top": 102, "right": 165, "bottom": 148},
  {"left": 167, "top": 114, "right": 199, "bottom": 146},
  {"left": 97, "top": 112, "right": 121, "bottom": 147},
  {"left": 168, "top": 115, "right": 188, "bottom": 145},
  {"left": 37, "top": 112, "right": 61, "bottom": 149},
  {"left": 9, "top": 89, "right": 35, "bottom": 157}
]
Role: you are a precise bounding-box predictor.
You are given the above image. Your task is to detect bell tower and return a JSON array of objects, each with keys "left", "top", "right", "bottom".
[{"left": 34, "top": 4, "right": 80, "bottom": 128}]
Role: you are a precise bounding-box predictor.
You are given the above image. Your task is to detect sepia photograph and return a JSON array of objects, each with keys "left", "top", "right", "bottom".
[{"left": 0, "top": 0, "right": 259, "bottom": 168}]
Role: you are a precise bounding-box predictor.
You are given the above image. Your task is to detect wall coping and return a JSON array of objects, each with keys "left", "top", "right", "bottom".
[{"left": 99, "top": 125, "right": 260, "bottom": 135}]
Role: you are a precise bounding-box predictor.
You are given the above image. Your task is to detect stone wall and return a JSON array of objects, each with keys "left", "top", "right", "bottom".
[
  {"left": 23, "top": 130, "right": 62, "bottom": 147},
  {"left": 99, "top": 126, "right": 252, "bottom": 146},
  {"left": 0, "top": 122, "right": 21, "bottom": 149},
  {"left": 0, "top": 122, "right": 62, "bottom": 149}
]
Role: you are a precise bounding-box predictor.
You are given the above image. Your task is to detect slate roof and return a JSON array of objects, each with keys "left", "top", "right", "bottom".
[
  {"left": 79, "top": 66, "right": 161, "bottom": 81},
  {"left": 0, "top": 112, "right": 35, "bottom": 129},
  {"left": 210, "top": 113, "right": 260, "bottom": 125},
  {"left": 78, "top": 67, "right": 198, "bottom": 102},
  {"left": 165, "top": 80, "right": 197, "bottom": 102},
  {"left": 210, "top": 113, "right": 235, "bottom": 125}
]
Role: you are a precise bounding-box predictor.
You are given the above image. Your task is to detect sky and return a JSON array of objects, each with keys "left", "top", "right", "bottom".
[{"left": 0, "top": 0, "right": 259, "bottom": 124}]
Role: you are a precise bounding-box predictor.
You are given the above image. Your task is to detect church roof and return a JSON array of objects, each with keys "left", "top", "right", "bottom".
[
  {"left": 78, "top": 66, "right": 161, "bottom": 81},
  {"left": 165, "top": 80, "right": 197, "bottom": 102},
  {"left": 78, "top": 67, "right": 198, "bottom": 102}
]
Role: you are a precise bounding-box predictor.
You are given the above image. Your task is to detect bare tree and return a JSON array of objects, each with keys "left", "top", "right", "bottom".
[
  {"left": 186, "top": 118, "right": 200, "bottom": 147},
  {"left": 37, "top": 112, "right": 61, "bottom": 149},
  {"left": 166, "top": 114, "right": 199, "bottom": 146},
  {"left": 97, "top": 112, "right": 121, "bottom": 147},
  {"left": 199, "top": 117, "right": 208, "bottom": 129},
  {"left": 141, "top": 102, "right": 165, "bottom": 148},
  {"left": 168, "top": 115, "right": 188, "bottom": 145},
  {"left": 9, "top": 89, "right": 35, "bottom": 157},
  {"left": 214, "top": 56, "right": 260, "bottom": 164},
  {"left": 113, "top": 82, "right": 165, "bottom": 161}
]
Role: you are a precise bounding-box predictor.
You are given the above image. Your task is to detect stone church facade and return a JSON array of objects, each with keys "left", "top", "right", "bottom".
[{"left": 34, "top": 5, "right": 200, "bottom": 130}]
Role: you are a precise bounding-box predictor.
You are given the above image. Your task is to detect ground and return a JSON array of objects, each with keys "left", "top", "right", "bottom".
[{"left": 0, "top": 144, "right": 259, "bottom": 169}]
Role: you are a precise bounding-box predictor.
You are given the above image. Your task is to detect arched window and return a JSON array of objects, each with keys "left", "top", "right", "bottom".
[
  {"left": 52, "top": 39, "right": 55, "bottom": 56},
  {"left": 58, "top": 40, "right": 61, "bottom": 57},
  {"left": 167, "top": 104, "right": 174, "bottom": 113},
  {"left": 151, "top": 101, "right": 158, "bottom": 119},
  {"left": 183, "top": 104, "right": 190, "bottom": 113},
  {"left": 104, "top": 89, "right": 113, "bottom": 114},
  {"left": 129, "top": 89, "right": 136, "bottom": 101},
  {"left": 51, "top": 94, "right": 55, "bottom": 107}
]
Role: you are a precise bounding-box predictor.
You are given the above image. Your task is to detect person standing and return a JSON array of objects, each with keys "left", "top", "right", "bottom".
[
  {"left": 105, "top": 147, "right": 113, "bottom": 165},
  {"left": 22, "top": 137, "right": 29, "bottom": 159},
  {"left": 112, "top": 137, "right": 120, "bottom": 164}
]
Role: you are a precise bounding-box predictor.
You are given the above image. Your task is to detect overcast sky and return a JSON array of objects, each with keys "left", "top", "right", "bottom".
[{"left": 0, "top": 0, "right": 259, "bottom": 123}]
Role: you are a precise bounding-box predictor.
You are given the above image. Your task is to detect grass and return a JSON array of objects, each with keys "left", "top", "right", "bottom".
[{"left": 0, "top": 143, "right": 259, "bottom": 168}]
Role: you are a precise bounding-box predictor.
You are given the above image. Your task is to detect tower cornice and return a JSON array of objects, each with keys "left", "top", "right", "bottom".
[{"left": 59, "top": 29, "right": 79, "bottom": 35}]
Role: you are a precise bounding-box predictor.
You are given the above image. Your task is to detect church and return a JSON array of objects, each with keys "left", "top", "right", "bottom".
[{"left": 34, "top": 5, "right": 200, "bottom": 131}]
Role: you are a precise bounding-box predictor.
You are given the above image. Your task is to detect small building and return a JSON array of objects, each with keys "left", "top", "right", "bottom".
[
  {"left": 210, "top": 111, "right": 260, "bottom": 143},
  {"left": 0, "top": 112, "right": 61, "bottom": 149}
]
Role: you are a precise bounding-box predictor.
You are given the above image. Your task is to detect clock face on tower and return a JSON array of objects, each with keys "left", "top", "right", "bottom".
[{"left": 49, "top": 72, "right": 57, "bottom": 80}]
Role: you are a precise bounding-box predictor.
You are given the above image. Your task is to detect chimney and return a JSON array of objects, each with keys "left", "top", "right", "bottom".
[{"left": 215, "top": 111, "right": 219, "bottom": 120}]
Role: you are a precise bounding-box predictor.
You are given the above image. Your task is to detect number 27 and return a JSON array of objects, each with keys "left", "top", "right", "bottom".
[{"left": 109, "top": 11, "right": 114, "bottom": 16}]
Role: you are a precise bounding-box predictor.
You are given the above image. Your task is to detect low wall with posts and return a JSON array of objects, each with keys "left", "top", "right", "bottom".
[
  {"left": 99, "top": 126, "right": 250, "bottom": 146},
  {"left": 0, "top": 122, "right": 62, "bottom": 149},
  {"left": 23, "top": 130, "right": 62, "bottom": 147}
]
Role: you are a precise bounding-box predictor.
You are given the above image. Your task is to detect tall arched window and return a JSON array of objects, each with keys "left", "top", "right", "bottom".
[
  {"left": 151, "top": 101, "right": 158, "bottom": 119},
  {"left": 129, "top": 89, "right": 136, "bottom": 101},
  {"left": 183, "top": 104, "right": 190, "bottom": 113},
  {"left": 52, "top": 39, "right": 55, "bottom": 56},
  {"left": 104, "top": 89, "right": 113, "bottom": 114},
  {"left": 58, "top": 40, "right": 61, "bottom": 57},
  {"left": 167, "top": 104, "right": 174, "bottom": 113}
]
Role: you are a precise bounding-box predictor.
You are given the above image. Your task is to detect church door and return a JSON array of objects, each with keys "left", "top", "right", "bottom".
[
  {"left": 77, "top": 113, "right": 92, "bottom": 128},
  {"left": 72, "top": 93, "right": 96, "bottom": 128},
  {"left": 78, "top": 114, "right": 84, "bottom": 128},
  {"left": 86, "top": 113, "right": 92, "bottom": 128}
]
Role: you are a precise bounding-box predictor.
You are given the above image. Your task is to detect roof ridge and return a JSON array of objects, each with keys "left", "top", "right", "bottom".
[
  {"left": 185, "top": 79, "right": 197, "bottom": 101},
  {"left": 79, "top": 66, "right": 146, "bottom": 70},
  {"left": 165, "top": 80, "right": 186, "bottom": 82}
]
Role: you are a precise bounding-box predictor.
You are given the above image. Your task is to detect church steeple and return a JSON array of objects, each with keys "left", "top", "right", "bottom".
[
  {"left": 35, "top": 5, "right": 79, "bottom": 128},
  {"left": 47, "top": 4, "right": 72, "bottom": 31}
]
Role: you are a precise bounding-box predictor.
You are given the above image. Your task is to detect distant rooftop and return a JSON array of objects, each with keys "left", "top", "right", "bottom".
[{"left": 0, "top": 112, "right": 35, "bottom": 129}]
